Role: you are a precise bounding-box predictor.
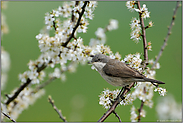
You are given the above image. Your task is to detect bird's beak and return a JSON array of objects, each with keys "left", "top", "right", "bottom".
[
  {"left": 88, "top": 61, "right": 92, "bottom": 64},
  {"left": 88, "top": 54, "right": 94, "bottom": 64}
]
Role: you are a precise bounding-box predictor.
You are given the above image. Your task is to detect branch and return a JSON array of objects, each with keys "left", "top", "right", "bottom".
[
  {"left": 137, "top": 87, "right": 146, "bottom": 122},
  {"left": 138, "top": 100, "right": 144, "bottom": 122},
  {"left": 137, "top": 1, "right": 148, "bottom": 69},
  {"left": 62, "top": 1, "right": 89, "bottom": 47},
  {"left": 32, "top": 77, "right": 56, "bottom": 93},
  {"left": 48, "top": 96, "right": 67, "bottom": 122},
  {"left": 3, "top": 1, "right": 88, "bottom": 105},
  {"left": 5, "top": 63, "right": 47, "bottom": 105},
  {"left": 98, "top": 83, "right": 135, "bottom": 122},
  {"left": 151, "top": 1, "right": 180, "bottom": 70},
  {"left": 32, "top": 61, "right": 75, "bottom": 93},
  {"left": 135, "top": 2, "right": 148, "bottom": 122},
  {"left": 5, "top": 78, "right": 31, "bottom": 105},
  {"left": 113, "top": 111, "right": 122, "bottom": 122},
  {"left": 1, "top": 111, "right": 16, "bottom": 122}
]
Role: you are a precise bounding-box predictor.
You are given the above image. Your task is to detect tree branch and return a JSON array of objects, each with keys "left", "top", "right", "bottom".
[
  {"left": 5, "top": 63, "right": 47, "bottom": 105},
  {"left": 113, "top": 111, "right": 122, "bottom": 122},
  {"left": 32, "top": 77, "right": 56, "bottom": 93},
  {"left": 151, "top": 1, "right": 180, "bottom": 70},
  {"left": 137, "top": 1, "right": 148, "bottom": 69},
  {"left": 48, "top": 96, "right": 67, "bottom": 122},
  {"left": 136, "top": 2, "right": 149, "bottom": 122},
  {"left": 98, "top": 83, "right": 135, "bottom": 122},
  {"left": 1, "top": 111, "right": 16, "bottom": 122},
  {"left": 62, "top": 1, "right": 89, "bottom": 47},
  {"left": 138, "top": 100, "right": 144, "bottom": 122},
  {"left": 4, "top": 1, "right": 89, "bottom": 106}
]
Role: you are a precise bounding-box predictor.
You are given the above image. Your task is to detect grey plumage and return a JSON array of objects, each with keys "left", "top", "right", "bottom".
[{"left": 88, "top": 54, "right": 165, "bottom": 87}]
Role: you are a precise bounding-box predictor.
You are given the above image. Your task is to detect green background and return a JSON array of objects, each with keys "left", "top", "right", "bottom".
[{"left": 1, "top": 1, "right": 182, "bottom": 122}]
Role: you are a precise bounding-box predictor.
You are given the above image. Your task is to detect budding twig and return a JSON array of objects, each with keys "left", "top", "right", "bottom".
[
  {"left": 48, "top": 96, "right": 67, "bottom": 122},
  {"left": 151, "top": 1, "right": 180, "bottom": 70}
]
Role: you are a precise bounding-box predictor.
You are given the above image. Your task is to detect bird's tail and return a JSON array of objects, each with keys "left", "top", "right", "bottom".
[{"left": 144, "top": 78, "right": 165, "bottom": 84}]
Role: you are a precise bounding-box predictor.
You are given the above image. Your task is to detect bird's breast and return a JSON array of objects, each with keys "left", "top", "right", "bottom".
[{"left": 99, "top": 69, "right": 131, "bottom": 87}]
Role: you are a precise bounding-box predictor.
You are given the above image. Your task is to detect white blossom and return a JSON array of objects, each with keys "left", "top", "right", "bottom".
[
  {"left": 1, "top": 47, "right": 10, "bottom": 90},
  {"left": 156, "top": 94, "right": 182, "bottom": 121},
  {"left": 107, "top": 19, "right": 118, "bottom": 31}
]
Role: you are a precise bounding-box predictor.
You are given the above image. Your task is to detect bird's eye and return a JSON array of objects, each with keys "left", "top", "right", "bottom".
[{"left": 98, "top": 58, "right": 101, "bottom": 61}]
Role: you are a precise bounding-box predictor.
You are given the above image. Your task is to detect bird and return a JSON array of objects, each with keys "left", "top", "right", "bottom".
[{"left": 88, "top": 54, "right": 165, "bottom": 87}]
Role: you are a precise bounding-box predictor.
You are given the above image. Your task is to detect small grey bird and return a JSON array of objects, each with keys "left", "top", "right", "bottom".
[{"left": 88, "top": 54, "right": 165, "bottom": 87}]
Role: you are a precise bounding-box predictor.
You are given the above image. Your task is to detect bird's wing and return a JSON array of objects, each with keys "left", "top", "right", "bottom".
[{"left": 103, "top": 59, "right": 144, "bottom": 79}]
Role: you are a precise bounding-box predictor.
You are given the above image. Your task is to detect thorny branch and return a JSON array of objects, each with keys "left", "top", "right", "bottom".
[
  {"left": 4, "top": 1, "right": 89, "bottom": 106},
  {"left": 151, "top": 1, "right": 181, "bottom": 70},
  {"left": 1, "top": 111, "right": 16, "bottom": 122},
  {"left": 48, "top": 96, "right": 67, "bottom": 122}
]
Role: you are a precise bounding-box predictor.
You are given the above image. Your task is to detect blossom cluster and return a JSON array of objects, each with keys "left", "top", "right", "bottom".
[
  {"left": 99, "top": 88, "right": 120, "bottom": 109},
  {"left": 126, "top": 1, "right": 150, "bottom": 19},
  {"left": 1, "top": 88, "right": 45, "bottom": 120},
  {"left": 126, "top": 1, "right": 153, "bottom": 43}
]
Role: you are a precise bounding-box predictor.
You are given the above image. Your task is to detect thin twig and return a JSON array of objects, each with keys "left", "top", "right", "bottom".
[
  {"left": 32, "top": 61, "right": 75, "bottom": 93},
  {"left": 48, "top": 96, "right": 67, "bottom": 122},
  {"left": 62, "top": 1, "right": 89, "bottom": 47},
  {"left": 98, "top": 83, "right": 135, "bottom": 122},
  {"left": 137, "top": 100, "right": 144, "bottom": 122},
  {"left": 32, "top": 77, "right": 57, "bottom": 93},
  {"left": 138, "top": 86, "right": 146, "bottom": 122},
  {"left": 113, "top": 111, "right": 122, "bottom": 122},
  {"left": 137, "top": 1, "right": 148, "bottom": 69},
  {"left": 151, "top": 1, "right": 180, "bottom": 70},
  {"left": 1, "top": 111, "right": 16, "bottom": 122},
  {"left": 53, "top": 18, "right": 57, "bottom": 31}
]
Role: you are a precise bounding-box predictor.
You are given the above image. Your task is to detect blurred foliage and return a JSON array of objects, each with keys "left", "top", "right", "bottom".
[{"left": 1, "top": 1, "right": 182, "bottom": 122}]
